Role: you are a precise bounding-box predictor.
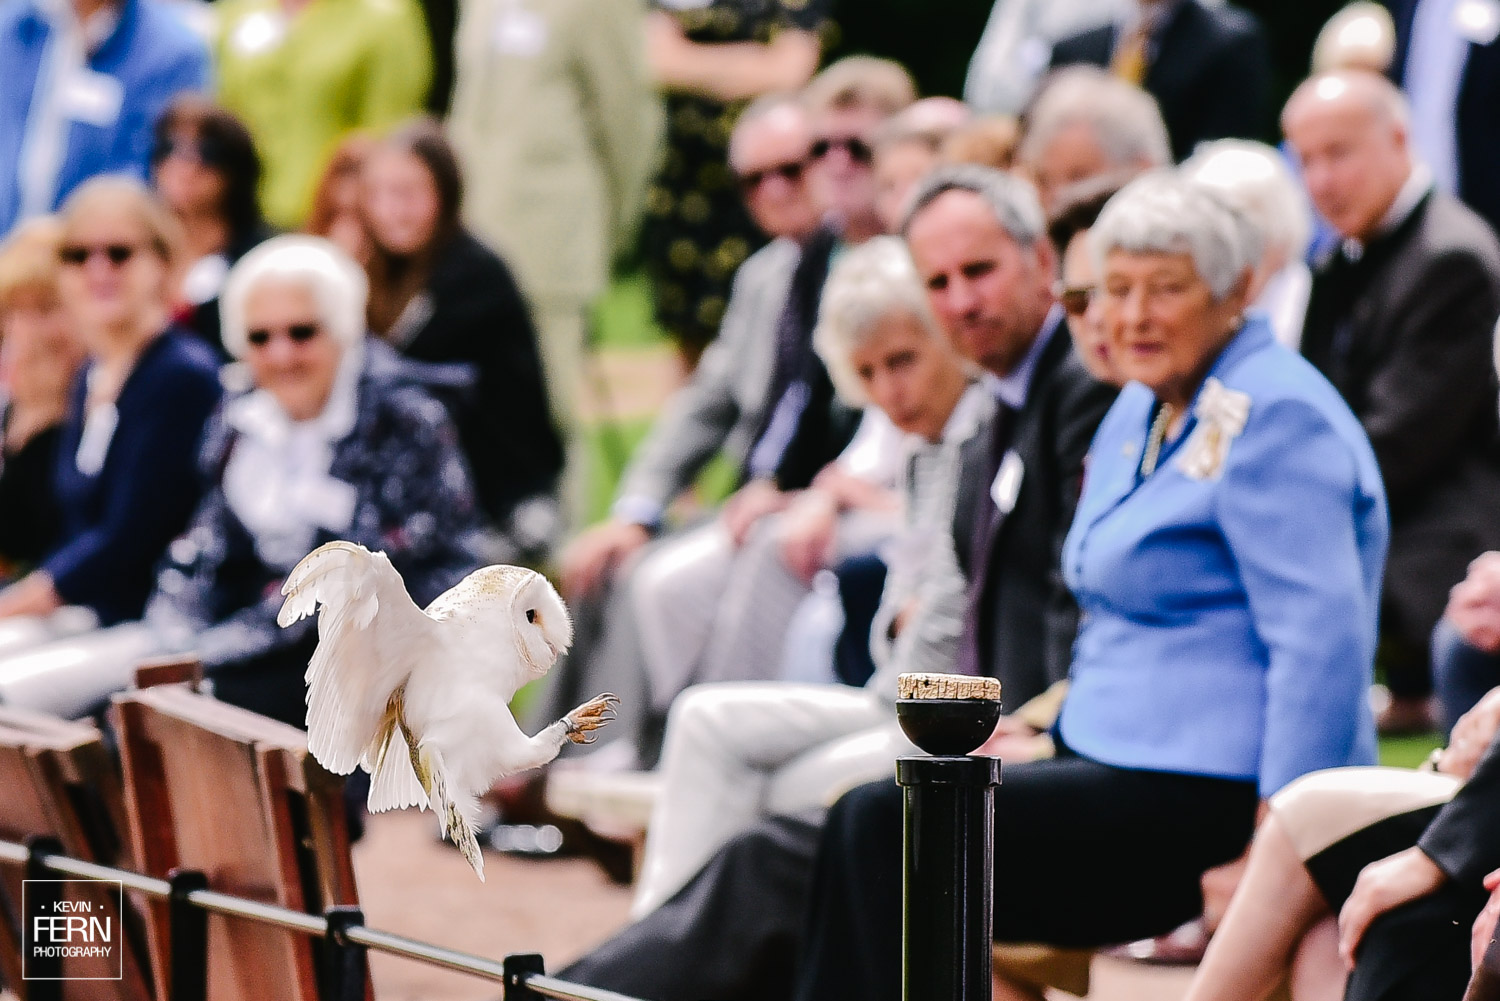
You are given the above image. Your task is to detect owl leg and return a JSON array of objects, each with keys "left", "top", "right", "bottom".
[{"left": 402, "top": 722, "right": 433, "bottom": 798}]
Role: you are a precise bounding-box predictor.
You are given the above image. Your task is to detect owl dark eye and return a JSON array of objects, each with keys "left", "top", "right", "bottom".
[{"left": 525, "top": 609, "right": 537, "bottom": 624}]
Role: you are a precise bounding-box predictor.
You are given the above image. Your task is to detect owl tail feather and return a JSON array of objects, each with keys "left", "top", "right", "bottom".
[
  {"left": 423, "top": 747, "right": 486, "bottom": 882},
  {"left": 363, "top": 689, "right": 427, "bottom": 813}
]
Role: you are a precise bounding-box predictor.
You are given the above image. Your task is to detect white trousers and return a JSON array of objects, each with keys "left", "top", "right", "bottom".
[
  {"left": 630, "top": 681, "right": 914, "bottom": 918},
  {"left": 630, "top": 511, "right": 893, "bottom": 713},
  {"left": 0, "top": 621, "right": 160, "bottom": 718}
]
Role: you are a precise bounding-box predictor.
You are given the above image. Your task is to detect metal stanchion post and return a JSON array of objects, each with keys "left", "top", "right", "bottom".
[
  {"left": 503, "top": 953, "right": 547, "bottom": 1000},
  {"left": 893, "top": 674, "right": 1004, "bottom": 1001},
  {"left": 322, "top": 905, "right": 368, "bottom": 1001},
  {"left": 167, "top": 869, "right": 209, "bottom": 1001},
  {"left": 897, "top": 755, "right": 1000, "bottom": 1001}
]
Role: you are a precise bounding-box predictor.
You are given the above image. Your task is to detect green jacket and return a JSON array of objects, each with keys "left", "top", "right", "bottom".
[
  {"left": 447, "top": 0, "right": 662, "bottom": 303},
  {"left": 214, "top": 0, "right": 432, "bottom": 228}
]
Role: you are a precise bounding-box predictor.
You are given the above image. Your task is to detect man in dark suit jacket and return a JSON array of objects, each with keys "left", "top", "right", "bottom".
[
  {"left": 907, "top": 166, "right": 1117, "bottom": 709},
  {"left": 1383, "top": 0, "right": 1500, "bottom": 237},
  {"left": 1286, "top": 69, "right": 1500, "bottom": 730},
  {"left": 1049, "top": 0, "right": 1273, "bottom": 160},
  {"left": 555, "top": 165, "right": 1114, "bottom": 1001}
]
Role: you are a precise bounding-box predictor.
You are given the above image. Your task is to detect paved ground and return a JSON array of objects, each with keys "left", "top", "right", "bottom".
[{"left": 352, "top": 810, "right": 1196, "bottom": 1001}]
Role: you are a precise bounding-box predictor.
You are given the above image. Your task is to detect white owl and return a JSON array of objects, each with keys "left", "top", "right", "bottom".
[{"left": 277, "top": 540, "right": 618, "bottom": 880}]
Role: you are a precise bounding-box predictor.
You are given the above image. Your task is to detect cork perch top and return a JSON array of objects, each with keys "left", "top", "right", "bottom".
[{"left": 897, "top": 673, "right": 1002, "bottom": 701}]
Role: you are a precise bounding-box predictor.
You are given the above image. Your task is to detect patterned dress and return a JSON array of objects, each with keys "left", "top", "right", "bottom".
[
  {"left": 145, "top": 342, "right": 485, "bottom": 726},
  {"left": 645, "top": 0, "right": 829, "bottom": 353}
]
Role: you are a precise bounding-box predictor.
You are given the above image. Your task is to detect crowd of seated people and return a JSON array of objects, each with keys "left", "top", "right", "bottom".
[
  {"left": 6, "top": 0, "right": 1500, "bottom": 994},
  {"left": 550, "top": 48, "right": 1500, "bottom": 1001}
]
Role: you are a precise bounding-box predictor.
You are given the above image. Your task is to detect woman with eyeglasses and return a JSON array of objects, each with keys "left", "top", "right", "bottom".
[
  {"left": 0, "top": 177, "right": 222, "bottom": 637},
  {"left": 151, "top": 95, "right": 275, "bottom": 357},
  {"left": 361, "top": 118, "right": 562, "bottom": 560},
  {"left": 0, "top": 235, "right": 485, "bottom": 726}
]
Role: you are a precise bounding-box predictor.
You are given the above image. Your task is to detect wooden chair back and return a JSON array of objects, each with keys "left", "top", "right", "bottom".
[
  {"left": 111, "top": 684, "right": 361, "bottom": 1001},
  {"left": 0, "top": 707, "right": 154, "bottom": 1000}
]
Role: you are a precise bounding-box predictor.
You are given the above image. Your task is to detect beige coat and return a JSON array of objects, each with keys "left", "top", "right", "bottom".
[{"left": 448, "top": 0, "right": 662, "bottom": 304}]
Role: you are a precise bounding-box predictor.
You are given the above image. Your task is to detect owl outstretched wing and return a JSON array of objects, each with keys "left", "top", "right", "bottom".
[{"left": 278, "top": 541, "right": 437, "bottom": 779}]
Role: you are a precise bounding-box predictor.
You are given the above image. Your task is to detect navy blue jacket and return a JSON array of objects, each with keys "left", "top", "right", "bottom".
[{"left": 45, "top": 330, "right": 221, "bottom": 624}]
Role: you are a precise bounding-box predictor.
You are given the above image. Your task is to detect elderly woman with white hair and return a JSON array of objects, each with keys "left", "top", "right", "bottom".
[
  {"left": 791, "top": 172, "right": 1392, "bottom": 1001},
  {"left": 623, "top": 235, "right": 992, "bottom": 919},
  {"left": 0, "top": 235, "right": 484, "bottom": 726},
  {"left": 1183, "top": 139, "right": 1315, "bottom": 349}
]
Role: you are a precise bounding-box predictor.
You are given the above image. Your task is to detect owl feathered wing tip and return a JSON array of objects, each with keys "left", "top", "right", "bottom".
[{"left": 277, "top": 540, "right": 431, "bottom": 777}]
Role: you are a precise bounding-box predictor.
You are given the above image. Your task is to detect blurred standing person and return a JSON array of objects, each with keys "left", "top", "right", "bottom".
[
  {"left": 0, "top": 219, "right": 84, "bottom": 573},
  {"left": 1286, "top": 70, "right": 1500, "bottom": 733},
  {"left": 964, "top": 0, "right": 1126, "bottom": 114},
  {"left": 447, "top": 0, "right": 659, "bottom": 523},
  {"left": 362, "top": 118, "right": 562, "bottom": 560},
  {"left": 1382, "top": 0, "right": 1500, "bottom": 236},
  {"left": 1049, "top": 0, "right": 1273, "bottom": 160},
  {"left": 1014, "top": 67, "right": 1170, "bottom": 213},
  {"left": 151, "top": 96, "right": 273, "bottom": 357},
  {"left": 212, "top": 0, "right": 430, "bottom": 229},
  {"left": 643, "top": 0, "right": 829, "bottom": 367},
  {"left": 0, "top": 0, "right": 209, "bottom": 235},
  {"left": 0, "top": 177, "right": 220, "bottom": 631}
]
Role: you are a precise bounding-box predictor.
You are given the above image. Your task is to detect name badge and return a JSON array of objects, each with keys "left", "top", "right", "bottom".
[
  {"left": 1455, "top": 0, "right": 1500, "bottom": 44},
  {"left": 59, "top": 68, "right": 123, "bottom": 128},
  {"left": 231, "top": 9, "right": 287, "bottom": 56},
  {"left": 494, "top": 5, "right": 547, "bottom": 55},
  {"left": 991, "top": 450, "right": 1024, "bottom": 515}
]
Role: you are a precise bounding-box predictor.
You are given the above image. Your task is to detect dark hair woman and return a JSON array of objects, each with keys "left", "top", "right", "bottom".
[
  {"left": 361, "top": 117, "right": 563, "bottom": 558},
  {"left": 151, "top": 95, "right": 274, "bottom": 357}
]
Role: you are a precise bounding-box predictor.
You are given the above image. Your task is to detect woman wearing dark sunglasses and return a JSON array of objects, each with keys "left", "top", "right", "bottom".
[
  {"left": 0, "top": 176, "right": 221, "bottom": 637},
  {"left": 151, "top": 95, "right": 275, "bottom": 358}
]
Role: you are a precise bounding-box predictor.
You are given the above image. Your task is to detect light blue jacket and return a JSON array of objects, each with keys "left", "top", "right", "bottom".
[
  {"left": 0, "top": 0, "right": 209, "bottom": 235},
  {"left": 1059, "top": 318, "right": 1387, "bottom": 796}
]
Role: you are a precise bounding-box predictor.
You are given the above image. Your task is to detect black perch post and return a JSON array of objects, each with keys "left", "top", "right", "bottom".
[{"left": 895, "top": 675, "right": 1003, "bottom": 1001}]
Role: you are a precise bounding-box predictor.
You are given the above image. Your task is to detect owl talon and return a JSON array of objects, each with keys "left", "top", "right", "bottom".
[{"left": 563, "top": 693, "right": 620, "bottom": 744}]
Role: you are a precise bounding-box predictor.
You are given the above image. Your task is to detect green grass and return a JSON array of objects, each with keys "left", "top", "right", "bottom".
[
  {"left": 591, "top": 270, "right": 668, "bottom": 352},
  {"left": 1379, "top": 732, "right": 1444, "bottom": 769},
  {"left": 582, "top": 271, "right": 738, "bottom": 523}
]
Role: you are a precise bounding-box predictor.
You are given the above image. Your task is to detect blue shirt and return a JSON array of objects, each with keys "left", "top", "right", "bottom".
[
  {"left": 0, "top": 0, "right": 209, "bottom": 234},
  {"left": 1059, "top": 318, "right": 1387, "bottom": 796}
]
